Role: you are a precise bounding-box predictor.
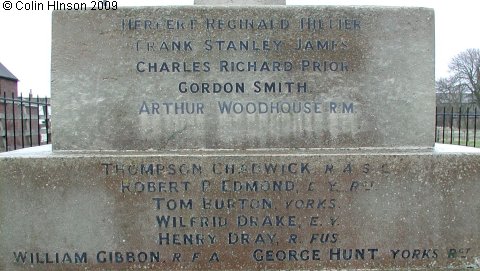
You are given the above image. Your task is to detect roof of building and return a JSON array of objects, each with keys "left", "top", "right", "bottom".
[{"left": 0, "top": 62, "right": 19, "bottom": 81}]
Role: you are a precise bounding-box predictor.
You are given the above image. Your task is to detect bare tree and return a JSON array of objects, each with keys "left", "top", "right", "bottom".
[
  {"left": 439, "top": 48, "right": 480, "bottom": 108},
  {"left": 436, "top": 76, "right": 464, "bottom": 108}
]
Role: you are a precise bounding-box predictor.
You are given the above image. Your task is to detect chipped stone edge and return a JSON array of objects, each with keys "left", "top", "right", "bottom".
[{"left": 1, "top": 144, "right": 479, "bottom": 158}]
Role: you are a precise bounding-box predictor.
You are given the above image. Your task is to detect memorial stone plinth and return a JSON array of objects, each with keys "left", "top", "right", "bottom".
[
  {"left": 52, "top": 6, "right": 434, "bottom": 151},
  {"left": 0, "top": 146, "right": 479, "bottom": 270}
]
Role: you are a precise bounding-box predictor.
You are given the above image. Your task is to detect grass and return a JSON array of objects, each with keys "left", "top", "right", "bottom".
[{"left": 435, "top": 127, "right": 480, "bottom": 148}]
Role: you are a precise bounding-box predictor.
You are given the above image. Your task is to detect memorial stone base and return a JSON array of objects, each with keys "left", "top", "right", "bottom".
[{"left": 1, "top": 145, "right": 479, "bottom": 270}]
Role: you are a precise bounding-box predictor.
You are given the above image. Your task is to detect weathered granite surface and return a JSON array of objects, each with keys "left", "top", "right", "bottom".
[
  {"left": 52, "top": 6, "right": 434, "bottom": 150},
  {"left": 1, "top": 145, "right": 479, "bottom": 270}
]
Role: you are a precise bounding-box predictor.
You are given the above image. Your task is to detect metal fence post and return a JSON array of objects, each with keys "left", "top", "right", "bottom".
[
  {"left": 442, "top": 107, "right": 446, "bottom": 144},
  {"left": 28, "top": 95, "right": 32, "bottom": 147},
  {"left": 45, "top": 96, "right": 50, "bottom": 144},
  {"left": 20, "top": 93, "right": 25, "bottom": 148},
  {"left": 458, "top": 107, "right": 462, "bottom": 145},
  {"left": 466, "top": 107, "right": 470, "bottom": 146},
  {"left": 3, "top": 93, "right": 7, "bottom": 151},
  {"left": 450, "top": 107, "right": 454, "bottom": 144},
  {"left": 36, "top": 95, "right": 41, "bottom": 145},
  {"left": 11, "top": 93, "right": 16, "bottom": 150},
  {"left": 475, "top": 107, "right": 478, "bottom": 147}
]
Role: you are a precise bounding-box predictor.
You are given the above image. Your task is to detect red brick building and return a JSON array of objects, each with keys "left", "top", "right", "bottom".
[{"left": 0, "top": 62, "right": 18, "bottom": 98}]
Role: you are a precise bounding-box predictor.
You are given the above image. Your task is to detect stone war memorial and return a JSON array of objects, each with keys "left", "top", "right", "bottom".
[{"left": 1, "top": 0, "right": 480, "bottom": 270}]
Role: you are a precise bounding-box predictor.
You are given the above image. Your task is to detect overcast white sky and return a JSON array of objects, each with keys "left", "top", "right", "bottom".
[{"left": 0, "top": 0, "right": 479, "bottom": 96}]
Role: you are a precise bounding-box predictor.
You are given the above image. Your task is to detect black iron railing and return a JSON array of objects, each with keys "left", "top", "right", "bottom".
[
  {"left": 435, "top": 106, "right": 479, "bottom": 148},
  {"left": 1, "top": 93, "right": 51, "bottom": 152}
]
